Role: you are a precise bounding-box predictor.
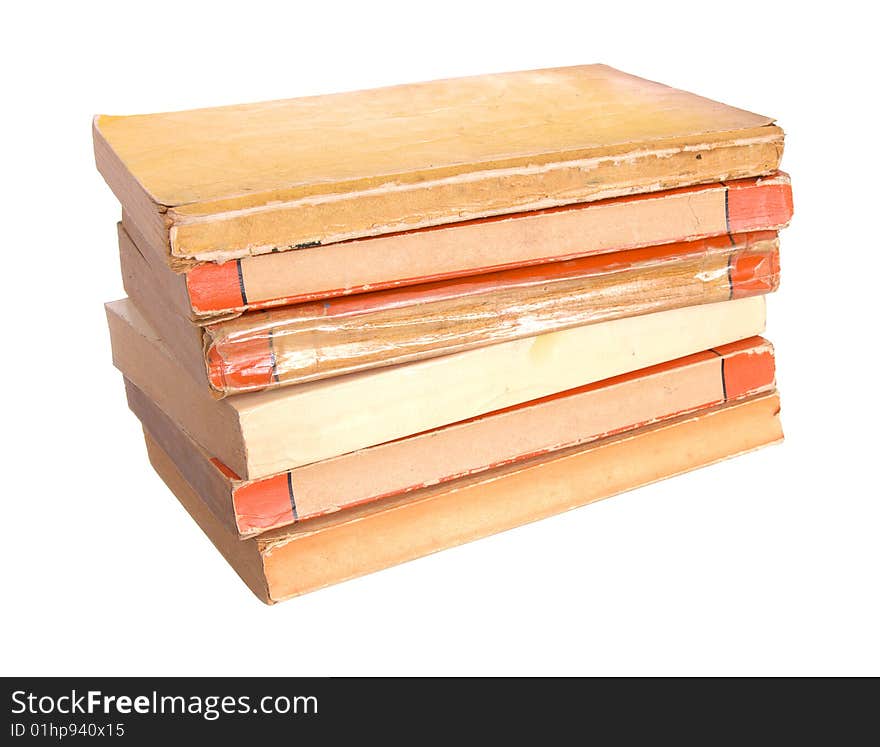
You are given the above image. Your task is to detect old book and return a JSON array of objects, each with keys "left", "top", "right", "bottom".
[
  {"left": 204, "top": 232, "right": 778, "bottom": 395},
  {"left": 144, "top": 392, "right": 784, "bottom": 603},
  {"left": 120, "top": 224, "right": 779, "bottom": 396},
  {"left": 126, "top": 336, "right": 776, "bottom": 538},
  {"left": 106, "top": 295, "right": 766, "bottom": 480},
  {"left": 94, "top": 65, "right": 784, "bottom": 268},
  {"left": 122, "top": 173, "right": 792, "bottom": 319}
]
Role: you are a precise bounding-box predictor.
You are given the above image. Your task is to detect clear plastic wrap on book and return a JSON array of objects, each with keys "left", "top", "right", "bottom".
[{"left": 205, "top": 231, "right": 780, "bottom": 396}]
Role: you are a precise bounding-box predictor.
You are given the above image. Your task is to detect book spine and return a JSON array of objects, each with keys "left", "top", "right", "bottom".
[
  {"left": 204, "top": 232, "right": 780, "bottom": 396},
  {"left": 184, "top": 173, "right": 792, "bottom": 316},
  {"left": 228, "top": 338, "right": 775, "bottom": 536}
]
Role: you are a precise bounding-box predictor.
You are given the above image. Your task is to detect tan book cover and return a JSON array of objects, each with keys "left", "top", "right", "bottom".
[
  {"left": 126, "top": 337, "right": 777, "bottom": 538},
  {"left": 144, "top": 393, "right": 783, "bottom": 603},
  {"left": 106, "top": 295, "right": 767, "bottom": 480},
  {"left": 94, "top": 65, "right": 783, "bottom": 266}
]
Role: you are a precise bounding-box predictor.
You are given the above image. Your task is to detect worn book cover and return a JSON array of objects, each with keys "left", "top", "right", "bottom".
[
  {"left": 94, "top": 65, "right": 783, "bottom": 267},
  {"left": 122, "top": 173, "right": 792, "bottom": 319},
  {"left": 120, "top": 223, "right": 780, "bottom": 396},
  {"left": 203, "top": 232, "right": 779, "bottom": 395}
]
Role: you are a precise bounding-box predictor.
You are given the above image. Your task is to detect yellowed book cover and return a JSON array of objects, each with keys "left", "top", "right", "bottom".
[{"left": 94, "top": 65, "right": 783, "bottom": 267}]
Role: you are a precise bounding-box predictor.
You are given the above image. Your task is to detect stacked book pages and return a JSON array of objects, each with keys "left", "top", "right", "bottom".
[{"left": 96, "top": 65, "right": 792, "bottom": 603}]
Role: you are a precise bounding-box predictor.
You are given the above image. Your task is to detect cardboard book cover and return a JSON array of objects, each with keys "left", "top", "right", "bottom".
[{"left": 94, "top": 65, "right": 784, "bottom": 267}]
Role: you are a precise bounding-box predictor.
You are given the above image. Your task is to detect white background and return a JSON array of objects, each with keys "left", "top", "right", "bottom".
[{"left": 2, "top": 0, "right": 877, "bottom": 676}]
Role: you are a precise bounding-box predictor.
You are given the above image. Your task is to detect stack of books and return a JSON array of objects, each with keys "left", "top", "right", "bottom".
[{"left": 95, "top": 65, "right": 792, "bottom": 603}]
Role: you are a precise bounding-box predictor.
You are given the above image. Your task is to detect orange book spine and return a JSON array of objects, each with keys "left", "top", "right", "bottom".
[
  {"left": 204, "top": 231, "right": 780, "bottom": 396},
  {"left": 184, "top": 173, "right": 792, "bottom": 315},
  {"left": 222, "top": 338, "right": 775, "bottom": 536}
]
